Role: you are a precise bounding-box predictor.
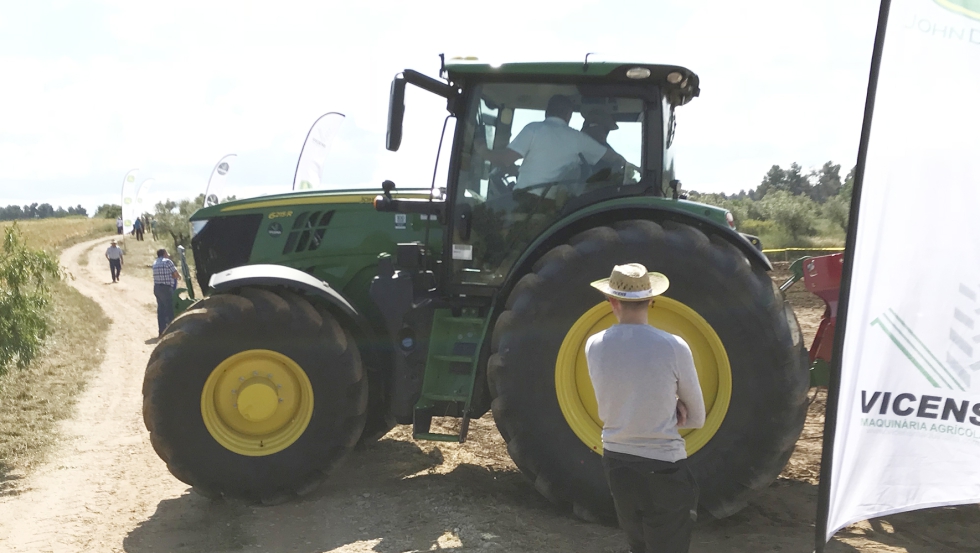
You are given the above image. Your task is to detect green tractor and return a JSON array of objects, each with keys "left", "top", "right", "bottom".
[{"left": 143, "top": 59, "right": 809, "bottom": 520}]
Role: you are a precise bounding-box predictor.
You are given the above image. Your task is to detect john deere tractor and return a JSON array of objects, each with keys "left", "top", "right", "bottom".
[{"left": 143, "top": 59, "right": 809, "bottom": 520}]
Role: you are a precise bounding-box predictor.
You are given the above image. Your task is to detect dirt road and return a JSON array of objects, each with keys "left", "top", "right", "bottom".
[{"left": 0, "top": 237, "right": 976, "bottom": 552}]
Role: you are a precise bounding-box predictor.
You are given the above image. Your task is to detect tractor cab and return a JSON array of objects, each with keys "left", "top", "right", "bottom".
[{"left": 377, "top": 60, "right": 707, "bottom": 291}]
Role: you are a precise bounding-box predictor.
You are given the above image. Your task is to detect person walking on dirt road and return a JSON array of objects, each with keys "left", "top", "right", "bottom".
[
  {"left": 586, "top": 263, "right": 706, "bottom": 553},
  {"left": 133, "top": 217, "right": 144, "bottom": 241},
  {"left": 152, "top": 249, "right": 180, "bottom": 336},
  {"left": 105, "top": 239, "right": 124, "bottom": 283}
]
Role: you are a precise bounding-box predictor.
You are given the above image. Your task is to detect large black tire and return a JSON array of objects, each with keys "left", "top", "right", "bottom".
[
  {"left": 488, "top": 219, "right": 809, "bottom": 521},
  {"left": 143, "top": 287, "right": 367, "bottom": 503}
]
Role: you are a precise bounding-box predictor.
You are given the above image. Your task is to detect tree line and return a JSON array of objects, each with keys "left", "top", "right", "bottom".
[
  {"left": 0, "top": 203, "right": 89, "bottom": 221},
  {"left": 689, "top": 161, "right": 854, "bottom": 246}
]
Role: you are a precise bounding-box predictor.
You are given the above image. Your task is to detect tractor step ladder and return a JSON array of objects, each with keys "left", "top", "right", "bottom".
[{"left": 412, "top": 309, "right": 489, "bottom": 443}]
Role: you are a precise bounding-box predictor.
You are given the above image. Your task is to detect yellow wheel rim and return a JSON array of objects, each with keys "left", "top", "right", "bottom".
[
  {"left": 555, "top": 297, "right": 732, "bottom": 456},
  {"left": 201, "top": 349, "right": 314, "bottom": 456}
]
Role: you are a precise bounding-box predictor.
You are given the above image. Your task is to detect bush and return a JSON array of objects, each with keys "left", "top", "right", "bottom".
[
  {"left": 759, "top": 190, "right": 818, "bottom": 240},
  {"left": 0, "top": 224, "right": 62, "bottom": 375},
  {"left": 736, "top": 219, "right": 777, "bottom": 237},
  {"left": 94, "top": 204, "right": 122, "bottom": 219},
  {"left": 154, "top": 195, "right": 205, "bottom": 252},
  {"left": 823, "top": 195, "right": 850, "bottom": 232}
]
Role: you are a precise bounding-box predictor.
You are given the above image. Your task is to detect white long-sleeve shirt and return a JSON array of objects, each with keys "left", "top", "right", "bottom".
[{"left": 585, "top": 323, "right": 706, "bottom": 462}]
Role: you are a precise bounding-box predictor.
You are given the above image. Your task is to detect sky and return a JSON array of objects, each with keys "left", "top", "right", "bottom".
[{"left": 0, "top": 0, "right": 882, "bottom": 215}]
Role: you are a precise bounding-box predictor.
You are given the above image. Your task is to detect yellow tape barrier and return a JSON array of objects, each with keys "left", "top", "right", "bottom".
[
  {"left": 761, "top": 247, "right": 845, "bottom": 253},
  {"left": 761, "top": 247, "right": 845, "bottom": 262}
]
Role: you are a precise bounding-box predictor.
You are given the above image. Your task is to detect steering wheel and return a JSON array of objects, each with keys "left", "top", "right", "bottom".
[{"left": 487, "top": 165, "right": 518, "bottom": 198}]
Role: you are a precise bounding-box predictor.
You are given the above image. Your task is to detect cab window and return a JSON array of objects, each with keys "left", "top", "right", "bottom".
[{"left": 452, "top": 82, "right": 650, "bottom": 286}]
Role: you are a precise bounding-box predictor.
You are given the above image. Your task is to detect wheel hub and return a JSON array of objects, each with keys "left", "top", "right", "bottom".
[
  {"left": 237, "top": 379, "right": 279, "bottom": 422},
  {"left": 201, "top": 349, "right": 314, "bottom": 456}
]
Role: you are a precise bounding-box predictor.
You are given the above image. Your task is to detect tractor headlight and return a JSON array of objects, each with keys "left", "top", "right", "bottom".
[{"left": 190, "top": 219, "right": 208, "bottom": 238}]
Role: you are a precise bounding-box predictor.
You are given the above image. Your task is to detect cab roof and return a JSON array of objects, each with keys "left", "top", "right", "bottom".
[{"left": 443, "top": 59, "right": 700, "bottom": 105}]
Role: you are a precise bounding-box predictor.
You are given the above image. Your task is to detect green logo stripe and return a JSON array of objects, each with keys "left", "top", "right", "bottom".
[
  {"left": 934, "top": 0, "right": 980, "bottom": 21},
  {"left": 888, "top": 309, "right": 967, "bottom": 392},
  {"left": 872, "top": 317, "right": 941, "bottom": 388},
  {"left": 880, "top": 312, "right": 953, "bottom": 389}
]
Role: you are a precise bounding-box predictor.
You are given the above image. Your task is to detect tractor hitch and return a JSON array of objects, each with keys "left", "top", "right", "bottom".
[{"left": 783, "top": 253, "right": 844, "bottom": 387}]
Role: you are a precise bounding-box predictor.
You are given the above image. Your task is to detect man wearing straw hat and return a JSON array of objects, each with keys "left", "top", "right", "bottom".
[
  {"left": 586, "top": 263, "right": 706, "bottom": 553},
  {"left": 105, "top": 239, "right": 123, "bottom": 283}
]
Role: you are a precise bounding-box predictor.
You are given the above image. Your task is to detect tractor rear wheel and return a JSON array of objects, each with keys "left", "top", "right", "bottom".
[
  {"left": 488, "top": 219, "right": 808, "bottom": 521},
  {"left": 143, "top": 287, "right": 367, "bottom": 503}
]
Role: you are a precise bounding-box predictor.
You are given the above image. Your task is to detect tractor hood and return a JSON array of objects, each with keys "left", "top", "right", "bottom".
[{"left": 190, "top": 187, "right": 435, "bottom": 221}]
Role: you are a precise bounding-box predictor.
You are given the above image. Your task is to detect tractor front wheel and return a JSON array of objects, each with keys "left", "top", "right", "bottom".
[{"left": 143, "top": 287, "right": 367, "bottom": 503}]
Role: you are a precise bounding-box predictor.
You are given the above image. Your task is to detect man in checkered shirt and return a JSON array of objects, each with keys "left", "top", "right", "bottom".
[{"left": 152, "top": 249, "right": 180, "bottom": 336}]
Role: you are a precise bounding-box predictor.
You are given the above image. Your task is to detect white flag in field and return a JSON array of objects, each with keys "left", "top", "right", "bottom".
[
  {"left": 293, "top": 112, "right": 345, "bottom": 190},
  {"left": 120, "top": 169, "right": 138, "bottom": 235},
  {"left": 204, "top": 154, "right": 236, "bottom": 206},
  {"left": 822, "top": 0, "right": 980, "bottom": 542}
]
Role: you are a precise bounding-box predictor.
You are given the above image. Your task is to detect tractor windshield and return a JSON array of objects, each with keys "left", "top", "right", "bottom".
[{"left": 451, "top": 81, "right": 653, "bottom": 286}]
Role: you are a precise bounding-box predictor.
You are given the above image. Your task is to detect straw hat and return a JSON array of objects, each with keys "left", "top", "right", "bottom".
[{"left": 590, "top": 263, "right": 669, "bottom": 301}]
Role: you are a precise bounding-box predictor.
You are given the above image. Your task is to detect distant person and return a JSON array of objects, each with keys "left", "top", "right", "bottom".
[
  {"left": 477, "top": 94, "right": 625, "bottom": 192},
  {"left": 152, "top": 249, "right": 180, "bottom": 336},
  {"left": 116, "top": 217, "right": 123, "bottom": 235},
  {"left": 586, "top": 263, "right": 706, "bottom": 553},
  {"left": 105, "top": 239, "right": 123, "bottom": 283},
  {"left": 150, "top": 218, "right": 157, "bottom": 240},
  {"left": 133, "top": 217, "right": 144, "bottom": 241}
]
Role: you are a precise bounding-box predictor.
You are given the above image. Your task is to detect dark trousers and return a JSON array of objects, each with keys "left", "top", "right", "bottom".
[
  {"left": 603, "top": 451, "right": 699, "bottom": 553},
  {"left": 154, "top": 284, "right": 175, "bottom": 336},
  {"left": 109, "top": 259, "right": 121, "bottom": 281},
  {"left": 135, "top": 227, "right": 144, "bottom": 240}
]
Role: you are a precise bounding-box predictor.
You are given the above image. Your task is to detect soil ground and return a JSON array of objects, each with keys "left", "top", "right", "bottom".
[{"left": 0, "top": 241, "right": 976, "bottom": 552}]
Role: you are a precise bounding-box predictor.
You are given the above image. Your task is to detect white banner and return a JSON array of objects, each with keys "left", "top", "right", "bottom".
[
  {"left": 135, "top": 178, "right": 154, "bottom": 216},
  {"left": 204, "top": 154, "right": 236, "bottom": 207},
  {"left": 293, "top": 112, "right": 344, "bottom": 190},
  {"left": 120, "top": 169, "right": 139, "bottom": 235},
  {"left": 824, "top": 0, "right": 980, "bottom": 541}
]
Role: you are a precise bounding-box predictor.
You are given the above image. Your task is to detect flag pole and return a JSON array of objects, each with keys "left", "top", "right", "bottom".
[
  {"left": 204, "top": 153, "right": 237, "bottom": 201},
  {"left": 814, "top": 0, "right": 893, "bottom": 550},
  {"left": 292, "top": 112, "right": 345, "bottom": 190}
]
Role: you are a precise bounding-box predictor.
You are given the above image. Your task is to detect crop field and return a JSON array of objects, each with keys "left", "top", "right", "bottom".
[{"left": 0, "top": 217, "right": 115, "bottom": 251}]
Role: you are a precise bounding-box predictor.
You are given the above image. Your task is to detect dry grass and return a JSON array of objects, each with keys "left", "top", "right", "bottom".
[
  {"left": 0, "top": 217, "right": 115, "bottom": 252},
  {"left": 0, "top": 218, "right": 115, "bottom": 493},
  {"left": 0, "top": 279, "right": 110, "bottom": 494}
]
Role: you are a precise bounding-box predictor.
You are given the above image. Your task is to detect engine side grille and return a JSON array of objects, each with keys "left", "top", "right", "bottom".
[
  {"left": 191, "top": 214, "right": 263, "bottom": 292},
  {"left": 282, "top": 210, "right": 335, "bottom": 254}
]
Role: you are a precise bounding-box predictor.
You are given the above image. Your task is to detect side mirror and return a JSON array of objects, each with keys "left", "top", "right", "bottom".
[{"left": 387, "top": 75, "right": 406, "bottom": 151}]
